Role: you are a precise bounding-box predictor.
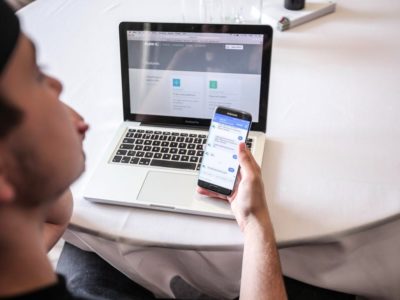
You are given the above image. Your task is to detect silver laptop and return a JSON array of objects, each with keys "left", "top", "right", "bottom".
[{"left": 84, "top": 22, "right": 273, "bottom": 219}]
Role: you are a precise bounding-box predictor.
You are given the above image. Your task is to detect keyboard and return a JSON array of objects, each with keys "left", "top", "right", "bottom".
[{"left": 111, "top": 128, "right": 253, "bottom": 171}]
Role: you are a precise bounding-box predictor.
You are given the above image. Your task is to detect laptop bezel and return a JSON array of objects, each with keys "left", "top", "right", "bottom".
[{"left": 119, "top": 22, "right": 273, "bottom": 132}]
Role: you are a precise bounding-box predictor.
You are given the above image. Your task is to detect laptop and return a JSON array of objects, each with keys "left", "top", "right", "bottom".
[{"left": 84, "top": 22, "right": 273, "bottom": 219}]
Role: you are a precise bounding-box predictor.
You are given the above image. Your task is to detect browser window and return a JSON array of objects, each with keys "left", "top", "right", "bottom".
[{"left": 126, "top": 31, "right": 263, "bottom": 122}]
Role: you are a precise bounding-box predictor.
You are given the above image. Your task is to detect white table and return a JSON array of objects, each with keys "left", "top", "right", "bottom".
[{"left": 19, "top": 0, "right": 400, "bottom": 298}]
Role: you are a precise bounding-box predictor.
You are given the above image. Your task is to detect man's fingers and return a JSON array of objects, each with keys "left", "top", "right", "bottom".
[
  {"left": 196, "top": 186, "right": 228, "bottom": 200},
  {"left": 238, "top": 143, "right": 255, "bottom": 177}
]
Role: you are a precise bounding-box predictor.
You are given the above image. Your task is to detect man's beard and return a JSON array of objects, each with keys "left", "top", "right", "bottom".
[{"left": 9, "top": 146, "right": 69, "bottom": 208}]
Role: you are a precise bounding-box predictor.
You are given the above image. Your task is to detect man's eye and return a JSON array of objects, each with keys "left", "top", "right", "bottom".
[
  {"left": 36, "top": 65, "right": 47, "bottom": 82},
  {"left": 37, "top": 71, "right": 45, "bottom": 81}
]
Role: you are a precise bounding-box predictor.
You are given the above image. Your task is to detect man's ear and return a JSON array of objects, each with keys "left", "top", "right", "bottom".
[
  {"left": 0, "top": 154, "right": 15, "bottom": 203},
  {"left": 0, "top": 174, "right": 15, "bottom": 203}
]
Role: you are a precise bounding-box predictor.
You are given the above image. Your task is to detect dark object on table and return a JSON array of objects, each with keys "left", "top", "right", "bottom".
[{"left": 285, "top": 0, "right": 305, "bottom": 10}]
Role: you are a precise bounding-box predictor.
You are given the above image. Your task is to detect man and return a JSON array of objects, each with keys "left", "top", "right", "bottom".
[{"left": 0, "top": 1, "right": 286, "bottom": 299}]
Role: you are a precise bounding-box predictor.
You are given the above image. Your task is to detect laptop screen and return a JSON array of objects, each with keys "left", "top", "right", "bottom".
[{"left": 119, "top": 23, "right": 273, "bottom": 132}]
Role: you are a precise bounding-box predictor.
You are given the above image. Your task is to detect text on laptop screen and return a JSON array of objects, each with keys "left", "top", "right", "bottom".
[{"left": 126, "top": 31, "right": 263, "bottom": 122}]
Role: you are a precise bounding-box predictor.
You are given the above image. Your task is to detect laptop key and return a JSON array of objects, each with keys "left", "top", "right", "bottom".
[
  {"left": 136, "top": 151, "right": 145, "bottom": 157},
  {"left": 196, "top": 144, "right": 203, "bottom": 150},
  {"left": 189, "top": 134, "right": 197, "bottom": 137},
  {"left": 178, "top": 143, "right": 187, "bottom": 148},
  {"left": 134, "top": 133, "right": 142, "bottom": 138},
  {"left": 126, "top": 133, "right": 134, "bottom": 138},
  {"left": 155, "top": 131, "right": 162, "bottom": 134},
  {"left": 154, "top": 153, "right": 162, "bottom": 159},
  {"left": 139, "top": 158, "right": 150, "bottom": 165},
  {"left": 178, "top": 149, "right": 187, "bottom": 155},
  {"left": 134, "top": 145, "right": 143, "bottom": 151},
  {"left": 145, "top": 152, "right": 154, "bottom": 158},
  {"left": 130, "top": 157, "right": 139, "bottom": 164},
  {"left": 170, "top": 142, "right": 178, "bottom": 148},
  {"left": 185, "top": 137, "right": 193, "bottom": 143},
  {"left": 162, "top": 153, "right": 171, "bottom": 160},
  {"left": 176, "top": 137, "right": 185, "bottom": 142},
  {"left": 137, "top": 129, "right": 145, "bottom": 133},
  {"left": 194, "top": 138, "right": 202, "bottom": 144},
  {"left": 150, "top": 159, "right": 196, "bottom": 170},
  {"left": 127, "top": 150, "right": 136, "bottom": 156},
  {"left": 161, "top": 147, "right": 169, "bottom": 153},
  {"left": 171, "top": 155, "right": 180, "bottom": 160},
  {"left": 161, "top": 141, "right": 169, "bottom": 147},
  {"left": 145, "top": 130, "right": 153, "bottom": 134},
  {"left": 144, "top": 140, "right": 152, "bottom": 145},
  {"left": 123, "top": 138, "right": 135, "bottom": 144},
  {"left": 144, "top": 146, "right": 152, "bottom": 152},
  {"left": 188, "top": 150, "right": 196, "bottom": 156},
  {"left": 128, "top": 129, "right": 136, "bottom": 133},
  {"left": 181, "top": 155, "right": 189, "bottom": 162},
  {"left": 180, "top": 133, "right": 188, "bottom": 137},
  {"left": 159, "top": 135, "right": 168, "bottom": 141},
  {"left": 120, "top": 144, "right": 134, "bottom": 150},
  {"left": 121, "top": 156, "right": 131, "bottom": 163},
  {"left": 169, "top": 148, "right": 178, "bottom": 154},
  {"left": 171, "top": 132, "right": 179, "bottom": 136},
  {"left": 196, "top": 150, "right": 204, "bottom": 156},
  {"left": 152, "top": 140, "right": 161, "bottom": 146},
  {"left": 196, "top": 164, "right": 201, "bottom": 171},
  {"left": 112, "top": 155, "right": 122, "bottom": 162},
  {"left": 116, "top": 150, "right": 127, "bottom": 155},
  {"left": 152, "top": 146, "right": 160, "bottom": 152},
  {"left": 187, "top": 144, "right": 195, "bottom": 149},
  {"left": 135, "top": 139, "right": 144, "bottom": 145},
  {"left": 190, "top": 156, "right": 199, "bottom": 163}
]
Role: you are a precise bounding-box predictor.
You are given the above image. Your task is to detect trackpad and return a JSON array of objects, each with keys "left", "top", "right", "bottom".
[{"left": 138, "top": 171, "right": 197, "bottom": 207}]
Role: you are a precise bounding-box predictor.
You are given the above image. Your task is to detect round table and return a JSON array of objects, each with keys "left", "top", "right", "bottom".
[{"left": 19, "top": 0, "right": 400, "bottom": 298}]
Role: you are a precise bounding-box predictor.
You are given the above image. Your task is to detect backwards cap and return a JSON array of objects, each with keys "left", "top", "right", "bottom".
[{"left": 0, "top": 1, "right": 20, "bottom": 76}]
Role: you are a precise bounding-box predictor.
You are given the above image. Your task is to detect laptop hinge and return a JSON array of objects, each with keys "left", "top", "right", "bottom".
[{"left": 139, "top": 122, "right": 208, "bottom": 131}]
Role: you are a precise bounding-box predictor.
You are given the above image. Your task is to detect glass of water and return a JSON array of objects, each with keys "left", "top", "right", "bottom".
[
  {"left": 223, "top": 0, "right": 263, "bottom": 24},
  {"left": 181, "top": 0, "right": 263, "bottom": 24}
]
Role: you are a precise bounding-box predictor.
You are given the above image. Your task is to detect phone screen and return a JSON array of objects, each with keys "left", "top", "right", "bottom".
[{"left": 198, "top": 111, "right": 251, "bottom": 195}]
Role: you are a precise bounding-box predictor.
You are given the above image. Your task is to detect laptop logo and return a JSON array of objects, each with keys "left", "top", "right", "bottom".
[{"left": 185, "top": 120, "right": 200, "bottom": 125}]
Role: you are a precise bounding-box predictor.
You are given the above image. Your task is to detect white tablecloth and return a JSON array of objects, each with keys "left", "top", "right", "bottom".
[{"left": 19, "top": 0, "right": 400, "bottom": 298}]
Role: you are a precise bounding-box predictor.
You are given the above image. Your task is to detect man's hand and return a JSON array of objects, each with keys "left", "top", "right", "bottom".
[
  {"left": 197, "top": 143, "right": 287, "bottom": 300},
  {"left": 197, "top": 142, "right": 269, "bottom": 232}
]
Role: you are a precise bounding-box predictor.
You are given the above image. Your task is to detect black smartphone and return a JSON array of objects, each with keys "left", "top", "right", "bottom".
[{"left": 198, "top": 106, "right": 252, "bottom": 196}]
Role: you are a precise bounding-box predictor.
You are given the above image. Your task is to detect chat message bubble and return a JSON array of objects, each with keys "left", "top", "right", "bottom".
[{"left": 213, "top": 135, "right": 237, "bottom": 151}]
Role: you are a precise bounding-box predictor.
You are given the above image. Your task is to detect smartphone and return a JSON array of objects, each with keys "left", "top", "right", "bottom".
[{"left": 198, "top": 106, "right": 252, "bottom": 196}]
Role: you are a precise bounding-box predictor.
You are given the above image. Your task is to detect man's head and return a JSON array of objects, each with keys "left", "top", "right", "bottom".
[{"left": 0, "top": 2, "right": 85, "bottom": 208}]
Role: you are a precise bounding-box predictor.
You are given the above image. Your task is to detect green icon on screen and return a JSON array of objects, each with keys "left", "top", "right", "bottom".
[{"left": 209, "top": 80, "right": 218, "bottom": 89}]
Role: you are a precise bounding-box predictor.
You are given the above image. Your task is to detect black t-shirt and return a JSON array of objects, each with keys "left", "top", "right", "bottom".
[{"left": 0, "top": 275, "right": 86, "bottom": 300}]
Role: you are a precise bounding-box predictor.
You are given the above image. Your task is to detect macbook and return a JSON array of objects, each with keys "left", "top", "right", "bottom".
[{"left": 84, "top": 22, "right": 273, "bottom": 219}]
